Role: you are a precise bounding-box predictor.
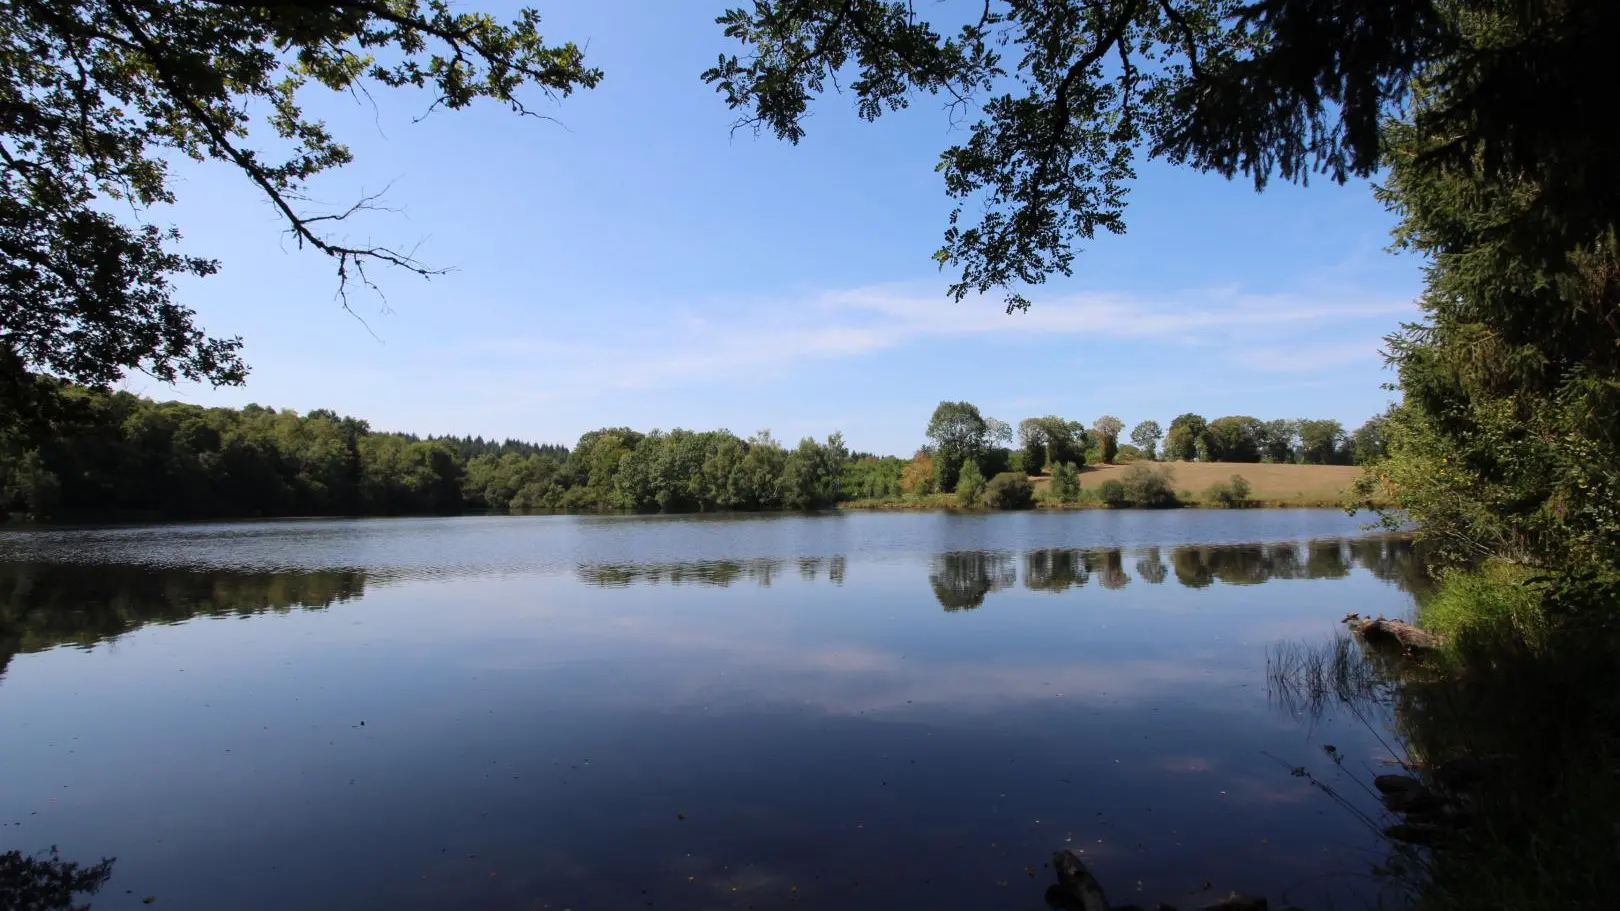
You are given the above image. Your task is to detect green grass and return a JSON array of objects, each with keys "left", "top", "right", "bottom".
[{"left": 1418, "top": 562, "right": 1546, "bottom": 647}]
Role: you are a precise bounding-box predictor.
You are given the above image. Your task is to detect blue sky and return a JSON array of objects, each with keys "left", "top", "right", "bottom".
[{"left": 149, "top": 0, "right": 1419, "bottom": 455}]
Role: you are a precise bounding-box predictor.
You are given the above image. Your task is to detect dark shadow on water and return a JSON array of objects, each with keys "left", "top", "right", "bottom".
[
  {"left": 1266, "top": 609, "right": 1620, "bottom": 910},
  {"left": 0, "top": 563, "right": 366, "bottom": 680}
]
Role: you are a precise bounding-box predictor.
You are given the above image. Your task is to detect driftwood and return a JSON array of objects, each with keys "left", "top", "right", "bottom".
[{"left": 1343, "top": 614, "right": 1442, "bottom": 653}]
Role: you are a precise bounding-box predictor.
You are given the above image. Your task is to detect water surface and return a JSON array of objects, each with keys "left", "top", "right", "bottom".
[{"left": 1, "top": 510, "right": 1418, "bottom": 910}]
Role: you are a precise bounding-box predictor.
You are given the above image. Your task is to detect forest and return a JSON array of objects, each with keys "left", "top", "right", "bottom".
[{"left": 0, "top": 385, "right": 1385, "bottom": 520}]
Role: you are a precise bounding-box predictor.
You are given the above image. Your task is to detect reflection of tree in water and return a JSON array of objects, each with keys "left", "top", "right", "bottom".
[
  {"left": 1172, "top": 547, "right": 1216, "bottom": 589},
  {"left": 930, "top": 551, "right": 1016, "bottom": 611},
  {"left": 579, "top": 556, "right": 857, "bottom": 588},
  {"left": 1024, "top": 549, "right": 1088, "bottom": 592},
  {"left": 1, "top": 563, "right": 366, "bottom": 680},
  {"left": 1306, "top": 539, "right": 1352, "bottom": 578},
  {"left": 1347, "top": 537, "right": 1433, "bottom": 596},
  {"left": 1207, "top": 545, "right": 1272, "bottom": 585},
  {"left": 577, "top": 558, "right": 789, "bottom": 588},
  {"left": 1157, "top": 537, "right": 1425, "bottom": 592},
  {"left": 1086, "top": 549, "right": 1130, "bottom": 590},
  {"left": 794, "top": 555, "right": 848, "bottom": 584},
  {"left": 0, "top": 847, "right": 114, "bottom": 910},
  {"left": 1133, "top": 546, "right": 1168, "bottom": 584},
  {"left": 1024, "top": 549, "right": 1135, "bottom": 592},
  {"left": 1026, "top": 540, "right": 1393, "bottom": 594},
  {"left": 1265, "top": 542, "right": 1306, "bottom": 579}
]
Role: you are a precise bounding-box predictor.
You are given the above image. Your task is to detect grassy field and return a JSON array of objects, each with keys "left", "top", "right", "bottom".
[{"left": 1034, "top": 460, "right": 1364, "bottom": 507}]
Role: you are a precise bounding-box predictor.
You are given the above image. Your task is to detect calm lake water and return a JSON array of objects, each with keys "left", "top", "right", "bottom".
[{"left": 0, "top": 510, "right": 1420, "bottom": 910}]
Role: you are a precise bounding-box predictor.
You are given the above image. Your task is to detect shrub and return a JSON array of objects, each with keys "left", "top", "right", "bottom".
[
  {"left": 982, "top": 472, "right": 1035, "bottom": 509},
  {"left": 1202, "top": 473, "right": 1254, "bottom": 508},
  {"left": 1048, "top": 461, "right": 1082, "bottom": 503},
  {"left": 899, "top": 450, "right": 936, "bottom": 497},
  {"left": 955, "top": 457, "right": 986, "bottom": 506},
  {"left": 1121, "top": 463, "right": 1177, "bottom": 508},
  {"left": 1229, "top": 474, "right": 1251, "bottom": 501},
  {"left": 1099, "top": 479, "right": 1128, "bottom": 507}
]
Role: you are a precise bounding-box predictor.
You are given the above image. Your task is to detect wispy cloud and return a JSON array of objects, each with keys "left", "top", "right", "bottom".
[
  {"left": 1242, "top": 339, "right": 1394, "bottom": 373},
  {"left": 457, "top": 280, "right": 1416, "bottom": 390}
]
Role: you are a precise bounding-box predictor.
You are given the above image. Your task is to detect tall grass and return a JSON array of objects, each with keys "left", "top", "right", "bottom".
[
  {"left": 1417, "top": 561, "right": 1545, "bottom": 647},
  {"left": 1273, "top": 568, "right": 1620, "bottom": 911}
]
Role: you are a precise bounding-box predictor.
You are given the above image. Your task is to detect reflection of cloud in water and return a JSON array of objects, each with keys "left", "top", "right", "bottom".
[
  {"left": 1220, "top": 774, "right": 1319, "bottom": 807},
  {"left": 474, "top": 604, "right": 1255, "bottom": 715}
]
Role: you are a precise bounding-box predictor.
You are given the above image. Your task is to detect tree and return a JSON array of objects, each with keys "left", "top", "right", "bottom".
[
  {"left": 898, "top": 448, "right": 937, "bottom": 497},
  {"left": 780, "top": 432, "right": 847, "bottom": 509},
  {"left": 1205, "top": 416, "right": 1262, "bottom": 463},
  {"left": 842, "top": 454, "right": 904, "bottom": 500},
  {"left": 1048, "top": 461, "right": 1082, "bottom": 503},
  {"left": 1018, "top": 416, "right": 1086, "bottom": 473},
  {"left": 707, "top": 0, "right": 1581, "bottom": 312},
  {"left": 926, "top": 401, "right": 996, "bottom": 492},
  {"left": 1296, "top": 419, "right": 1347, "bottom": 465},
  {"left": 733, "top": 431, "right": 789, "bottom": 509},
  {"left": 1017, "top": 419, "right": 1047, "bottom": 474},
  {"left": 2, "top": 1, "right": 599, "bottom": 419},
  {"left": 1256, "top": 419, "right": 1297, "bottom": 464},
  {"left": 1165, "top": 414, "right": 1207, "bottom": 461},
  {"left": 1362, "top": 59, "right": 1620, "bottom": 576},
  {"left": 1092, "top": 415, "right": 1123, "bottom": 464},
  {"left": 1350, "top": 412, "right": 1392, "bottom": 466},
  {"left": 1129, "top": 420, "right": 1162, "bottom": 460},
  {"left": 954, "top": 456, "right": 985, "bottom": 506}
]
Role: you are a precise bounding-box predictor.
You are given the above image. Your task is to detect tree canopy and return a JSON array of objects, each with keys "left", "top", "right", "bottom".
[
  {"left": 1018, "top": 415, "right": 1086, "bottom": 473},
  {"left": 925, "top": 400, "right": 1010, "bottom": 490},
  {"left": 705, "top": 0, "right": 1615, "bottom": 312},
  {"left": 1129, "top": 420, "right": 1161, "bottom": 460},
  {"left": 1, "top": 0, "right": 598, "bottom": 418}
]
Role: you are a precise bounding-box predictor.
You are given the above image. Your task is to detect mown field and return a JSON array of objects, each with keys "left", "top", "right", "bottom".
[{"left": 1034, "top": 461, "right": 1364, "bottom": 506}]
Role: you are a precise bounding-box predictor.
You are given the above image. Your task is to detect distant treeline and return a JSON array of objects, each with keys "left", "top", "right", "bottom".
[
  {"left": 0, "top": 386, "right": 847, "bottom": 519},
  {"left": 0, "top": 386, "right": 1387, "bottom": 520}
]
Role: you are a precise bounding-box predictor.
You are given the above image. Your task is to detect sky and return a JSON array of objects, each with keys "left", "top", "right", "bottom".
[{"left": 147, "top": 0, "right": 1421, "bottom": 456}]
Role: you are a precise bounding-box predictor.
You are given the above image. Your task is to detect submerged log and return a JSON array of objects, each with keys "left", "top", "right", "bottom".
[{"left": 1343, "top": 614, "right": 1442, "bottom": 653}]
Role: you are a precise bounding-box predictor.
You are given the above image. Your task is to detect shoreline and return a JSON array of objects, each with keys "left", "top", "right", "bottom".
[{"left": 839, "top": 496, "right": 1371, "bottom": 511}]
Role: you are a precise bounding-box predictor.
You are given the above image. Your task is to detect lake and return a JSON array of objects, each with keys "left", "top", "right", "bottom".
[{"left": 0, "top": 510, "right": 1420, "bottom": 910}]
